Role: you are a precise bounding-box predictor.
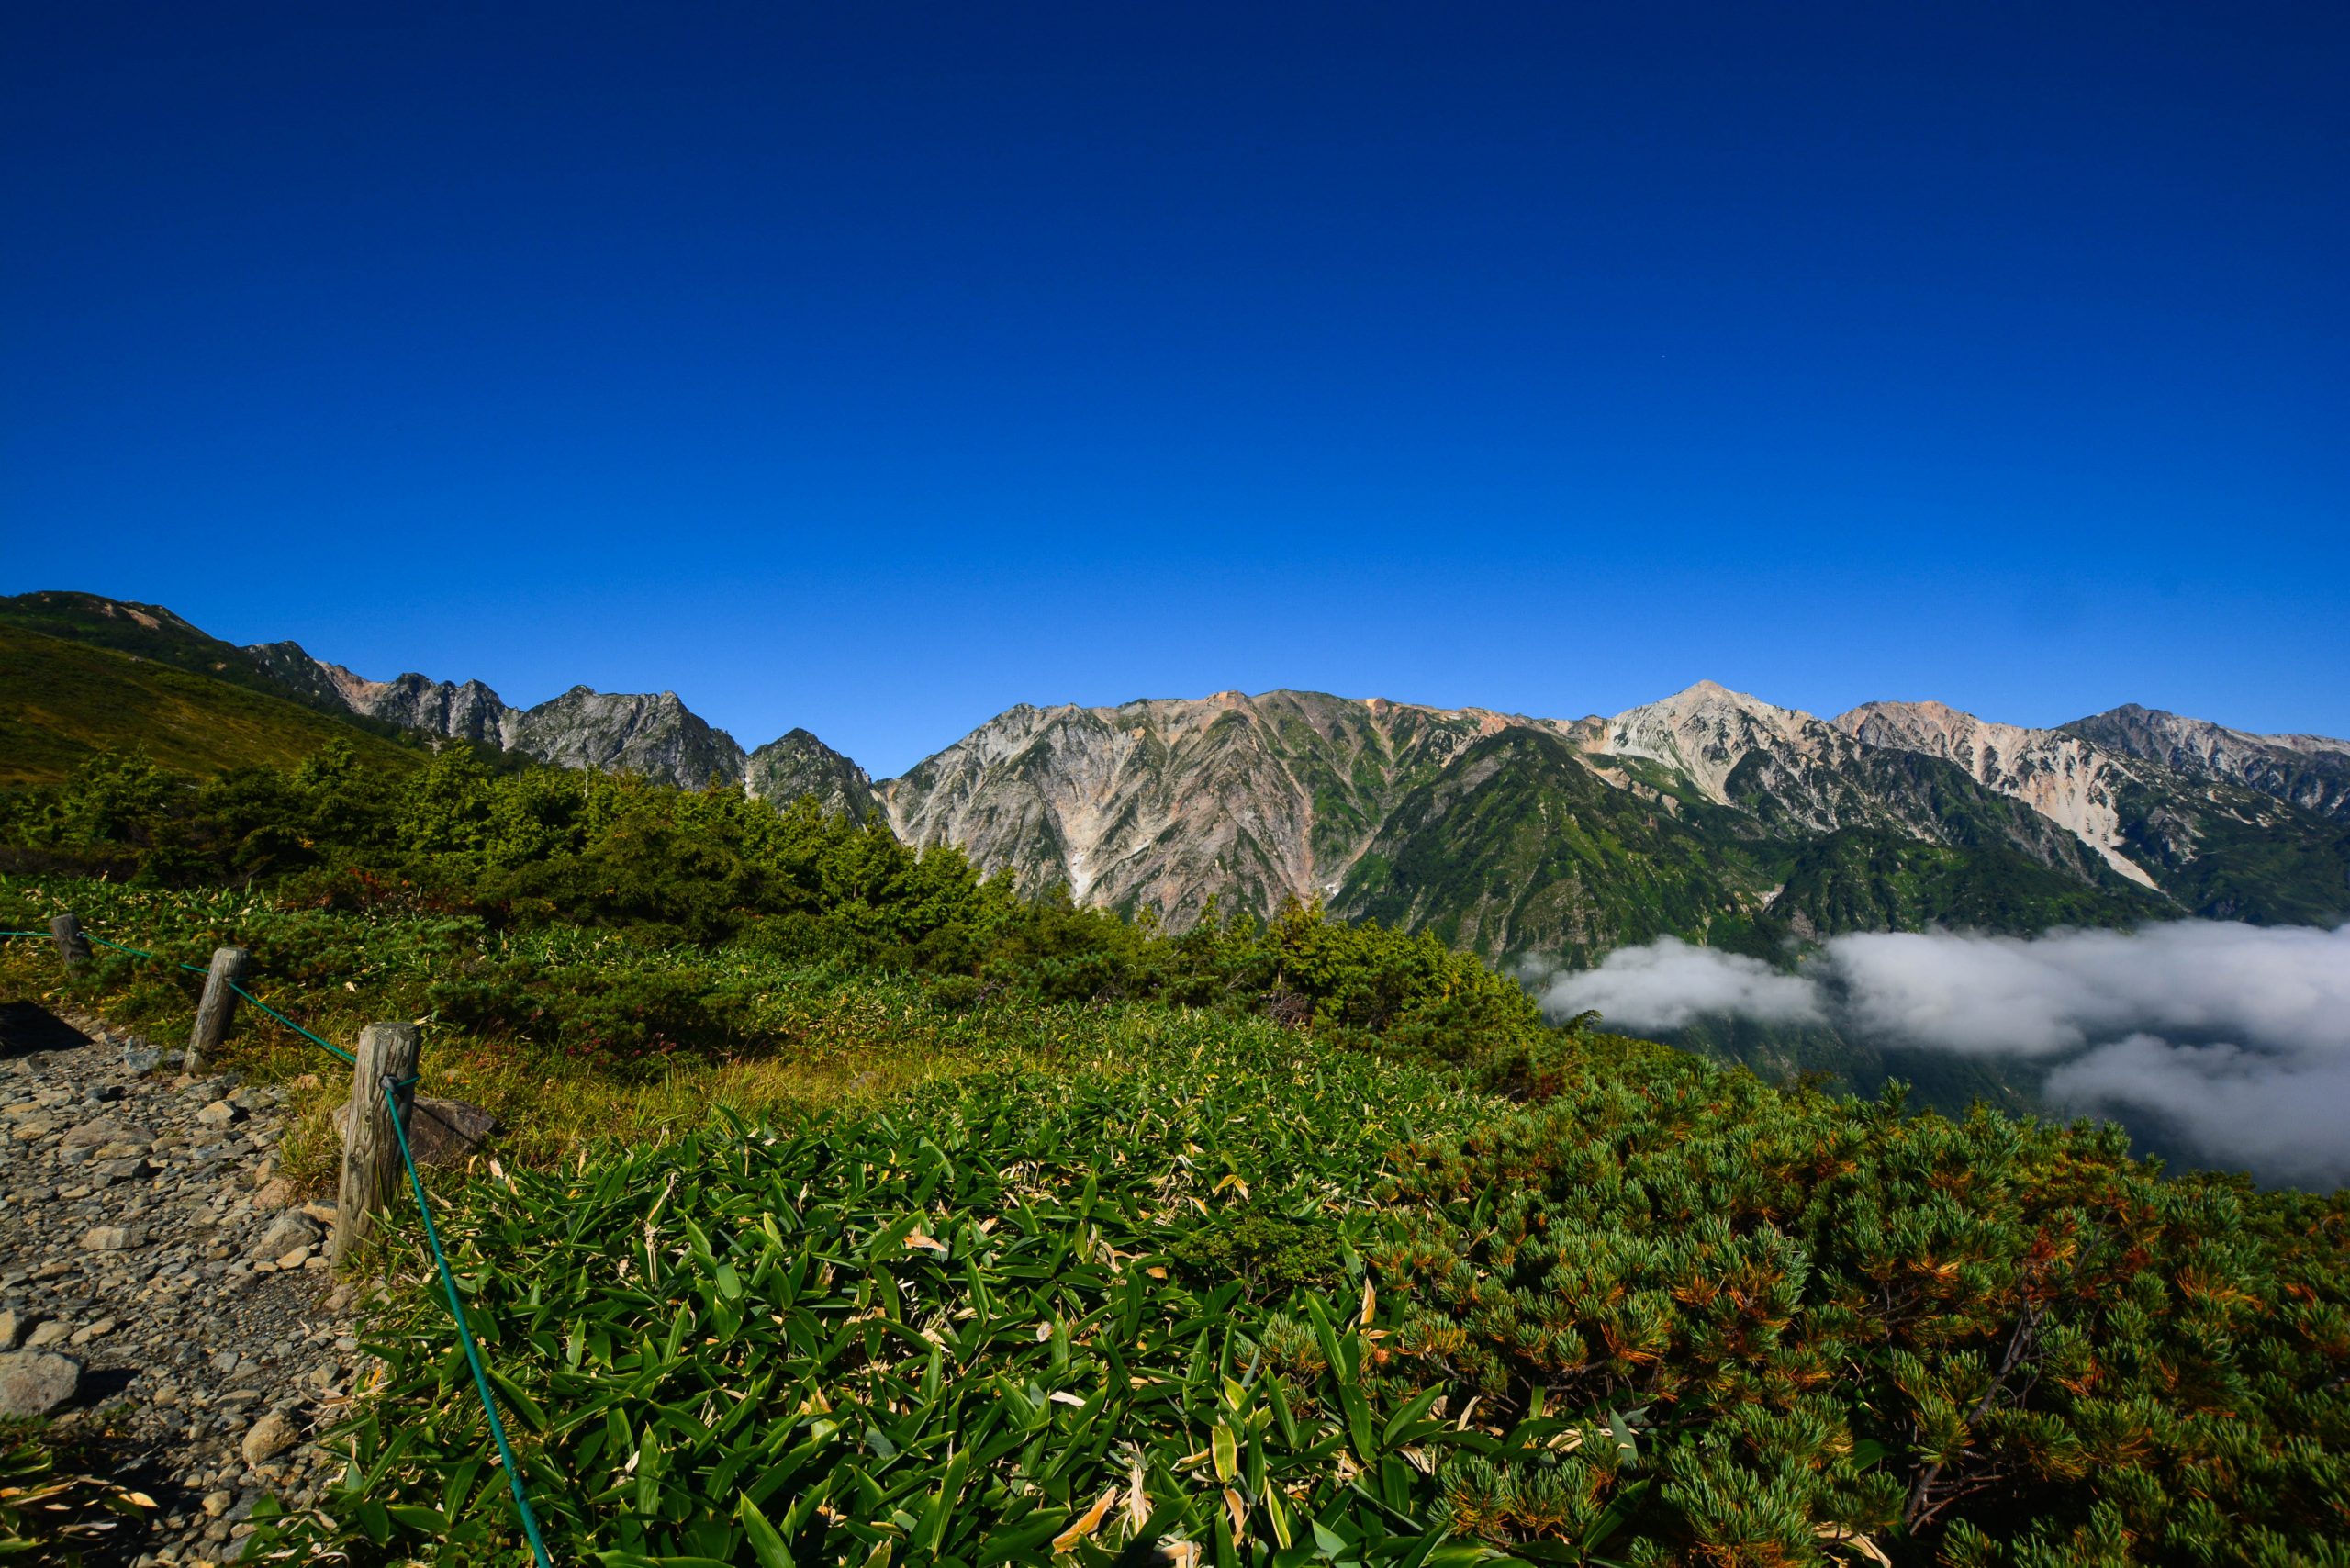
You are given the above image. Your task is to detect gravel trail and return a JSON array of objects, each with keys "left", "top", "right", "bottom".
[{"left": 2, "top": 1002, "right": 365, "bottom": 1565}]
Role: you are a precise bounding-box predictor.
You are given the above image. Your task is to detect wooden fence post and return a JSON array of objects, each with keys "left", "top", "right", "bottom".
[
  {"left": 49, "top": 913, "right": 90, "bottom": 968},
  {"left": 185, "top": 946, "right": 252, "bottom": 1074},
  {"left": 330, "top": 1022, "right": 421, "bottom": 1265}
]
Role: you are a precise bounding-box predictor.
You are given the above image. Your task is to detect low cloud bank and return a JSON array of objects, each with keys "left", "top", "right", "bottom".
[
  {"left": 1532, "top": 936, "right": 1821, "bottom": 1032},
  {"left": 1540, "top": 922, "right": 2350, "bottom": 1187}
]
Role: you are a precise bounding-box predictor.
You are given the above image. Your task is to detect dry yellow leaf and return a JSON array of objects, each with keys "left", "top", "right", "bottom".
[
  {"left": 1052, "top": 1487, "right": 1120, "bottom": 1553},
  {"left": 1125, "top": 1449, "right": 1149, "bottom": 1534}
]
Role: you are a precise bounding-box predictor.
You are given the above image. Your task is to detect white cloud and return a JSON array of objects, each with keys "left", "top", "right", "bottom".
[
  {"left": 1539, "top": 935, "right": 1822, "bottom": 1032},
  {"left": 2045, "top": 1034, "right": 2350, "bottom": 1191},
  {"left": 1824, "top": 922, "right": 2350, "bottom": 1058},
  {"left": 1539, "top": 921, "right": 2350, "bottom": 1188}
]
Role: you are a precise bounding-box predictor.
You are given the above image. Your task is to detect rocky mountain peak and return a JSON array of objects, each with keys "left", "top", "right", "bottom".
[
  {"left": 747, "top": 729, "right": 878, "bottom": 822},
  {"left": 1596, "top": 681, "right": 1830, "bottom": 804},
  {"left": 2065, "top": 705, "right": 2350, "bottom": 820},
  {"left": 506, "top": 687, "right": 747, "bottom": 790},
  {"left": 1834, "top": 700, "right": 2157, "bottom": 886}
]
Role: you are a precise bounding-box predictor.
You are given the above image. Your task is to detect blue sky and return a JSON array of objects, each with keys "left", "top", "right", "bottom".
[{"left": 5, "top": 3, "right": 2344, "bottom": 776}]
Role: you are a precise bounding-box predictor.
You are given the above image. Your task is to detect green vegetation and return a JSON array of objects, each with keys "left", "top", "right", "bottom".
[
  {"left": 3, "top": 745, "right": 2346, "bottom": 1565},
  {"left": 0, "top": 590, "right": 340, "bottom": 711},
  {"left": 1762, "top": 828, "right": 2169, "bottom": 940},
  {"left": 0, "top": 623, "right": 427, "bottom": 787},
  {"left": 0, "top": 1413, "right": 156, "bottom": 1562},
  {"left": 2107, "top": 780, "right": 2350, "bottom": 927},
  {"left": 1341, "top": 732, "right": 1772, "bottom": 965}
]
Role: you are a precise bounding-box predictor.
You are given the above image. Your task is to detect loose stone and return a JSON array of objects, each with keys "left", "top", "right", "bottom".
[
  {"left": 240, "top": 1410, "right": 297, "bottom": 1465},
  {"left": 0, "top": 1350, "right": 81, "bottom": 1417}
]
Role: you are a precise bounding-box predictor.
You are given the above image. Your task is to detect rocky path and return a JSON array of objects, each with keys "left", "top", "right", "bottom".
[{"left": 1, "top": 1004, "right": 364, "bottom": 1565}]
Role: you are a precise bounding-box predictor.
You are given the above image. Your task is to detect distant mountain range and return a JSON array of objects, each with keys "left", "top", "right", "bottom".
[{"left": 6, "top": 589, "right": 2345, "bottom": 959}]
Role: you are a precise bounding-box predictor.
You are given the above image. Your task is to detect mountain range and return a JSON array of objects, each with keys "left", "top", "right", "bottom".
[{"left": 6, "top": 589, "right": 2344, "bottom": 962}]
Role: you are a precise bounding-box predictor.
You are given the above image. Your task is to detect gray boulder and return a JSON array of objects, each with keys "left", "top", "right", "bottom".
[
  {"left": 0, "top": 1350, "right": 80, "bottom": 1417},
  {"left": 248, "top": 1213, "right": 322, "bottom": 1262}
]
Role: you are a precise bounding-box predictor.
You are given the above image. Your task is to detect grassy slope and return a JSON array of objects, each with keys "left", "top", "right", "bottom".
[
  {"left": 0, "top": 623, "right": 420, "bottom": 785},
  {"left": 0, "top": 589, "right": 337, "bottom": 704}
]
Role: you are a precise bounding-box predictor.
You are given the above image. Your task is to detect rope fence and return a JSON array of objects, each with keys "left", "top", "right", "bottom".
[{"left": 0, "top": 916, "right": 554, "bottom": 1567}]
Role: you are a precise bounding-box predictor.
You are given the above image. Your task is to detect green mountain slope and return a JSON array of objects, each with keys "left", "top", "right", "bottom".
[
  {"left": 0, "top": 623, "right": 422, "bottom": 785},
  {"left": 2107, "top": 777, "right": 2350, "bottom": 924},
  {"left": 0, "top": 589, "right": 347, "bottom": 711},
  {"left": 1337, "top": 728, "right": 1771, "bottom": 961}
]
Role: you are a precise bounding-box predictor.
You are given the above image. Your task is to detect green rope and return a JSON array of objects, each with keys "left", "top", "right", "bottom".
[
  {"left": 0, "top": 930, "right": 50, "bottom": 938},
  {"left": 384, "top": 1081, "right": 554, "bottom": 1568},
  {"left": 227, "top": 980, "right": 358, "bottom": 1065},
  {"left": 85, "top": 933, "right": 165, "bottom": 961}
]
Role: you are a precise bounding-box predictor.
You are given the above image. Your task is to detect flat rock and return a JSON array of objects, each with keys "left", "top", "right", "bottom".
[
  {"left": 60, "top": 1114, "right": 144, "bottom": 1149},
  {"left": 0, "top": 1350, "right": 80, "bottom": 1417},
  {"left": 83, "top": 1224, "right": 140, "bottom": 1251},
  {"left": 248, "top": 1213, "right": 321, "bottom": 1262},
  {"left": 196, "top": 1100, "right": 240, "bottom": 1127},
  {"left": 240, "top": 1410, "right": 297, "bottom": 1465},
  {"left": 333, "top": 1094, "right": 497, "bottom": 1167},
  {"left": 24, "top": 1321, "right": 71, "bottom": 1350}
]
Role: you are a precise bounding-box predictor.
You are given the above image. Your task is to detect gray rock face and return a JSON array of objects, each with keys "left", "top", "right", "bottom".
[
  {"left": 2065, "top": 703, "right": 2350, "bottom": 821},
  {"left": 274, "top": 650, "right": 786, "bottom": 793},
  {"left": 0, "top": 1350, "right": 80, "bottom": 1417},
  {"left": 880, "top": 691, "right": 1522, "bottom": 925},
  {"left": 320, "top": 664, "right": 521, "bottom": 748},
  {"left": 880, "top": 683, "right": 2335, "bottom": 949},
  {"left": 747, "top": 728, "right": 880, "bottom": 822},
  {"left": 510, "top": 686, "right": 748, "bottom": 790}
]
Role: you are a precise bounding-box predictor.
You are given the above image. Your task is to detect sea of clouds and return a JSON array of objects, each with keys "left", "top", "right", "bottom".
[{"left": 1540, "top": 922, "right": 2350, "bottom": 1188}]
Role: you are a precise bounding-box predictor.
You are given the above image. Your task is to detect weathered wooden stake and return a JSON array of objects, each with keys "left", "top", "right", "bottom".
[
  {"left": 330, "top": 1022, "right": 421, "bottom": 1266},
  {"left": 185, "top": 946, "right": 252, "bottom": 1073},
  {"left": 49, "top": 913, "right": 91, "bottom": 968}
]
